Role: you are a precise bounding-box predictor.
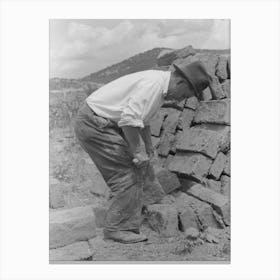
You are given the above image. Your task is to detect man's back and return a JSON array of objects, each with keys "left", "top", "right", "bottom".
[{"left": 86, "top": 70, "right": 171, "bottom": 127}]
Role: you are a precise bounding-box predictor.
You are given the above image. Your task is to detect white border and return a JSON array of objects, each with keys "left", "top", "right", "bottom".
[{"left": 1, "top": 0, "right": 280, "bottom": 279}]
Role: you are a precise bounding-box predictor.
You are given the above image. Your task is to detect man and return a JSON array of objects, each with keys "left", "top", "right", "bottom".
[{"left": 74, "top": 61, "right": 216, "bottom": 244}]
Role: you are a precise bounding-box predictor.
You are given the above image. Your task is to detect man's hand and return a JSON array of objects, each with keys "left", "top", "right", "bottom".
[
  {"left": 121, "top": 125, "right": 155, "bottom": 168},
  {"left": 121, "top": 126, "right": 150, "bottom": 168},
  {"left": 132, "top": 152, "right": 150, "bottom": 168}
]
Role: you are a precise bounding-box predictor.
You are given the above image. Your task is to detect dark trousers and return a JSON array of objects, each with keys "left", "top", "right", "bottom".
[{"left": 74, "top": 102, "right": 143, "bottom": 232}]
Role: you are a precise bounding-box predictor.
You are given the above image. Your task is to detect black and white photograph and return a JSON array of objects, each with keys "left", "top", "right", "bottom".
[
  {"left": 1, "top": 0, "right": 280, "bottom": 278},
  {"left": 49, "top": 19, "right": 231, "bottom": 262}
]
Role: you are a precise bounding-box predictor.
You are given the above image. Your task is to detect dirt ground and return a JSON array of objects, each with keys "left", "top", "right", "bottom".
[{"left": 88, "top": 224, "right": 230, "bottom": 262}]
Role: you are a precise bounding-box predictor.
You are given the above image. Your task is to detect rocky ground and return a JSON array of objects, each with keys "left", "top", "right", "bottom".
[
  {"left": 88, "top": 225, "right": 230, "bottom": 262},
  {"left": 49, "top": 45, "right": 231, "bottom": 263},
  {"left": 50, "top": 195, "right": 230, "bottom": 262}
]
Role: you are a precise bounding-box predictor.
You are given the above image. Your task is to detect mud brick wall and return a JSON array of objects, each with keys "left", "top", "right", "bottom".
[{"left": 150, "top": 47, "right": 231, "bottom": 226}]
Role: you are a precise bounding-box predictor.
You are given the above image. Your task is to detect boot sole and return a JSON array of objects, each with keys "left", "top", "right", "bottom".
[
  {"left": 104, "top": 237, "right": 148, "bottom": 244},
  {"left": 118, "top": 237, "right": 148, "bottom": 244}
]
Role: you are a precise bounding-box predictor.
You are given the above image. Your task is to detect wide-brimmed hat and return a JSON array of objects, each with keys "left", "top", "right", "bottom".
[{"left": 173, "top": 60, "right": 213, "bottom": 97}]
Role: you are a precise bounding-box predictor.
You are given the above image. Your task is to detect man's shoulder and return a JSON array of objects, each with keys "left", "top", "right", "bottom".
[
  {"left": 137, "top": 69, "right": 170, "bottom": 76},
  {"left": 97, "top": 69, "right": 170, "bottom": 89},
  {"left": 132, "top": 69, "right": 171, "bottom": 82}
]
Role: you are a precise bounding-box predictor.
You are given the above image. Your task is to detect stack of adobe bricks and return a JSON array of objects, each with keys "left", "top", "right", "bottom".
[{"left": 149, "top": 46, "right": 231, "bottom": 228}]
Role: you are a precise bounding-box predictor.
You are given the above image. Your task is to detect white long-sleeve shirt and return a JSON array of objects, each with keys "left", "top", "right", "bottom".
[{"left": 86, "top": 70, "right": 171, "bottom": 128}]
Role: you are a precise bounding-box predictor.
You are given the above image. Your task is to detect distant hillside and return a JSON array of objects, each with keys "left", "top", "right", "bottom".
[
  {"left": 50, "top": 78, "right": 85, "bottom": 90},
  {"left": 195, "top": 49, "right": 230, "bottom": 55},
  {"left": 49, "top": 47, "right": 230, "bottom": 88},
  {"left": 80, "top": 48, "right": 230, "bottom": 84},
  {"left": 81, "top": 48, "right": 165, "bottom": 84}
]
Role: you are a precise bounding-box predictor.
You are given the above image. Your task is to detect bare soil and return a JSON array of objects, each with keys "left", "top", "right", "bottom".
[{"left": 88, "top": 225, "right": 230, "bottom": 262}]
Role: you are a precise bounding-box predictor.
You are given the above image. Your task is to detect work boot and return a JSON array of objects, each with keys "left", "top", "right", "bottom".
[{"left": 103, "top": 230, "right": 147, "bottom": 244}]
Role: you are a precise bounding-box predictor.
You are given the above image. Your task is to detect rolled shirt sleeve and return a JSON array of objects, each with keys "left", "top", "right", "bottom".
[{"left": 118, "top": 80, "right": 163, "bottom": 128}]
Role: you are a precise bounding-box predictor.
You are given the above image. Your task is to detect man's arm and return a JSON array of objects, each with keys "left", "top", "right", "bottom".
[
  {"left": 121, "top": 126, "right": 141, "bottom": 155},
  {"left": 119, "top": 80, "right": 162, "bottom": 165},
  {"left": 121, "top": 126, "right": 149, "bottom": 168},
  {"left": 139, "top": 125, "right": 154, "bottom": 159}
]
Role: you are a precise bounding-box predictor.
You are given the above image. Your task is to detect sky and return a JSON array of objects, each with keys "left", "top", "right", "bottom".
[{"left": 50, "top": 19, "right": 230, "bottom": 79}]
